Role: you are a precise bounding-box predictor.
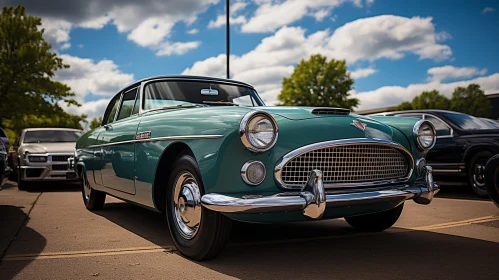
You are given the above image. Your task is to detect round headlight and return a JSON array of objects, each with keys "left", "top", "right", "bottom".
[
  {"left": 240, "top": 111, "right": 278, "bottom": 152},
  {"left": 414, "top": 120, "right": 436, "bottom": 151}
]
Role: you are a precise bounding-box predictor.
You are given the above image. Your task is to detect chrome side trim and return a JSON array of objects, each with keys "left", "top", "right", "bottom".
[
  {"left": 274, "top": 138, "right": 415, "bottom": 190},
  {"left": 432, "top": 169, "right": 462, "bottom": 173},
  {"left": 88, "top": 134, "right": 223, "bottom": 148}
]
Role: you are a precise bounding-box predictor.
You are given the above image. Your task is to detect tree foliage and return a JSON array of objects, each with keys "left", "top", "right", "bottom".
[
  {"left": 395, "top": 84, "right": 491, "bottom": 118},
  {"left": 90, "top": 117, "right": 103, "bottom": 130},
  {"left": 0, "top": 5, "right": 85, "bottom": 140},
  {"left": 396, "top": 90, "right": 451, "bottom": 110},
  {"left": 449, "top": 84, "right": 491, "bottom": 117},
  {"left": 278, "top": 54, "right": 358, "bottom": 109}
]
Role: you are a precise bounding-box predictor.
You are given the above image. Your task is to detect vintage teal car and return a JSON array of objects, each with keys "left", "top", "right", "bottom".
[{"left": 74, "top": 75, "right": 439, "bottom": 260}]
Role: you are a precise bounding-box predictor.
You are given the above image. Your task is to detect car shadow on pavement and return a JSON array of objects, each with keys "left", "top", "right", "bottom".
[
  {"left": 198, "top": 228, "right": 499, "bottom": 280},
  {"left": 24, "top": 181, "right": 80, "bottom": 193},
  {"left": 94, "top": 201, "right": 174, "bottom": 247},
  {"left": 0, "top": 205, "right": 46, "bottom": 280},
  {"left": 436, "top": 185, "right": 491, "bottom": 202},
  {"left": 92, "top": 200, "right": 499, "bottom": 280}
]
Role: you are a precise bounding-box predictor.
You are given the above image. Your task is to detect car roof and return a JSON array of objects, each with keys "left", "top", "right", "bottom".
[
  {"left": 121, "top": 75, "right": 255, "bottom": 91},
  {"left": 23, "top": 128, "right": 82, "bottom": 132}
]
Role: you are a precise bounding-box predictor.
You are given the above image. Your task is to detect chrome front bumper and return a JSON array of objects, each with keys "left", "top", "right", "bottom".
[{"left": 201, "top": 166, "right": 439, "bottom": 219}]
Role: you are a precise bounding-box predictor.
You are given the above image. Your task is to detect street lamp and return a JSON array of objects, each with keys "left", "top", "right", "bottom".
[{"left": 226, "top": 0, "right": 230, "bottom": 79}]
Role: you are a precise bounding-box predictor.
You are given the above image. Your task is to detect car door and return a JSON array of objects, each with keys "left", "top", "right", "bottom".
[{"left": 100, "top": 87, "right": 141, "bottom": 195}]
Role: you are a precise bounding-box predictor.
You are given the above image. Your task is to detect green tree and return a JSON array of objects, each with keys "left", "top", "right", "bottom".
[
  {"left": 450, "top": 84, "right": 491, "bottom": 117},
  {"left": 90, "top": 117, "right": 103, "bottom": 129},
  {"left": 278, "top": 54, "right": 358, "bottom": 109},
  {"left": 396, "top": 90, "right": 450, "bottom": 111},
  {"left": 0, "top": 5, "right": 83, "bottom": 127}
]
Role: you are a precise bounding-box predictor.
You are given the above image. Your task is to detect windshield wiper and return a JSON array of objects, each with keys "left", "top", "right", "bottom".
[
  {"left": 203, "top": 101, "right": 239, "bottom": 106},
  {"left": 147, "top": 104, "right": 203, "bottom": 113}
]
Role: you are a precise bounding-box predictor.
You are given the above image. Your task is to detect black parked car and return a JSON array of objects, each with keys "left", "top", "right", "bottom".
[
  {"left": 485, "top": 155, "right": 499, "bottom": 208},
  {"left": 369, "top": 110, "right": 499, "bottom": 197},
  {"left": 1, "top": 141, "right": 9, "bottom": 188}
]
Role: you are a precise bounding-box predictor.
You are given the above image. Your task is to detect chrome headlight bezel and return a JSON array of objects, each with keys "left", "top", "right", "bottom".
[
  {"left": 413, "top": 120, "right": 437, "bottom": 151},
  {"left": 239, "top": 111, "right": 278, "bottom": 152}
]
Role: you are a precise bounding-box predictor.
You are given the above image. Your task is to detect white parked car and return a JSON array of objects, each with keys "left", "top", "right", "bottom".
[{"left": 11, "top": 128, "right": 82, "bottom": 190}]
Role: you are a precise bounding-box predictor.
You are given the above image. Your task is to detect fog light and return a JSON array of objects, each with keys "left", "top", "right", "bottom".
[
  {"left": 417, "top": 158, "right": 427, "bottom": 177},
  {"left": 241, "top": 161, "right": 266, "bottom": 186},
  {"left": 29, "top": 156, "right": 47, "bottom": 162}
]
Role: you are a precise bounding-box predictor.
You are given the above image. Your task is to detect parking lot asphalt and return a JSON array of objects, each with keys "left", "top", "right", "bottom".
[{"left": 1, "top": 181, "right": 499, "bottom": 280}]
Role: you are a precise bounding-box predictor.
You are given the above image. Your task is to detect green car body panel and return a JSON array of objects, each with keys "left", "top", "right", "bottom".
[{"left": 75, "top": 76, "right": 431, "bottom": 224}]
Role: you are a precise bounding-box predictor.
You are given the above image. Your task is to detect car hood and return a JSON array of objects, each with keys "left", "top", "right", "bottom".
[
  {"left": 257, "top": 107, "right": 394, "bottom": 141},
  {"left": 21, "top": 142, "right": 76, "bottom": 154}
]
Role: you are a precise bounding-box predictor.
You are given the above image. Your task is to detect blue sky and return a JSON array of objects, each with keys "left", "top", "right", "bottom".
[{"left": 1, "top": 0, "right": 498, "bottom": 119}]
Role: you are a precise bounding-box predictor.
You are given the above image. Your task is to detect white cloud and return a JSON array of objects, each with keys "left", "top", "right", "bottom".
[
  {"left": 184, "top": 15, "right": 452, "bottom": 105},
  {"left": 60, "top": 43, "right": 71, "bottom": 50},
  {"left": 65, "top": 98, "right": 110, "bottom": 121},
  {"left": 483, "top": 7, "right": 495, "bottom": 14},
  {"left": 187, "top": 28, "right": 199, "bottom": 35},
  {"left": 312, "top": 8, "right": 332, "bottom": 22},
  {"left": 354, "top": 73, "right": 499, "bottom": 111},
  {"left": 241, "top": 0, "right": 360, "bottom": 33},
  {"left": 325, "top": 15, "right": 452, "bottom": 62},
  {"left": 232, "top": 1, "right": 249, "bottom": 13},
  {"left": 350, "top": 67, "right": 377, "bottom": 79},
  {"left": 208, "top": 14, "right": 247, "bottom": 28},
  {"left": 56, "top": 55, "right": 134, "bottom": 100},
  {"left": 156, "top": 41, "right": 201, "bottom": 56},
  {"left": 14, "top": 0, "right": 219, "bottom": 54},
  {"left": 366, "top": 0, "right": 375, "bottom": 6},
  {"left": 427, "top": 66, "right": 487, "bottom": 82}
]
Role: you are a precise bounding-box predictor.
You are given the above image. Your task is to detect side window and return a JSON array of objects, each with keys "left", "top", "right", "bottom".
[
  {"left": 132, "top": 90, "right": 141, "bottom": 115},
  {"left": 116, "top": 88, "right": 138, "bottom": 121},
  {"left": 103, "top": 94, "right": 121, "bottom": 125},
  {"left": 425, "top": 115, "right": 452, "bottom": 137}
]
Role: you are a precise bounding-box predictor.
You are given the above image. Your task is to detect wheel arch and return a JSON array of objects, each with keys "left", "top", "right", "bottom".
[
  {"left": 463, "top": 145, "right": 495, "bottom": 166},
  {"left": 152, "top": 142, "right": 195, "bottom": 213}
]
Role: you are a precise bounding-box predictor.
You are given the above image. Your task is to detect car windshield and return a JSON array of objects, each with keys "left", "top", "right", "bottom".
[
  {"left": 143, "top": 80, "right": 264, "bottom": 110},
  {"left": 440, "top": 111, "right": 499, "bottom": 130},
  {"left": 24, "top": 131, "right": 82, "bottom": 143}
]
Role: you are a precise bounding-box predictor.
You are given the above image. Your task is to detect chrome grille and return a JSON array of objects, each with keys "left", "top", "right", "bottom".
[
  {"left": 279, "top": 143, "right": 410, "bottom": 188},
  {"left": 52, "top": 155, "right": 71, "bottom": 162},
  {"left": 52, "top": 164, "right": 68, "bottom": 171}
]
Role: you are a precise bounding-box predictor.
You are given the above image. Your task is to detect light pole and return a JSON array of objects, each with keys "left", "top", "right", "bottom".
[{"left": 226, "top": 0, "right": 230, "bottom": 79}]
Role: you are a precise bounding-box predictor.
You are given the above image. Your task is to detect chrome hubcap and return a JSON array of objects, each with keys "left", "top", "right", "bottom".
[
  {"left": 173, "top": 171, "right": 202, "bottom": 240},
  {"left": 473, "top": 164, "right": 486, "bottom": 188},
  {"left": 83, "top": 175, "right": 91, "bottom": 200}
]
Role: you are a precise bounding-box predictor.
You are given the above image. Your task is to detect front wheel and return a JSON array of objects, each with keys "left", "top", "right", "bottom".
[
  {"left": 345, "top": 203, "right": 404, "bottom": 232},
  {"left": 166, "top": 153, "right": 232, "bottom": 261},
  {"left": 81, "top": 172, "right": 106, "bottom": 210},
  {"left": 468, "top": 151, "right": 492, "bottom": 198}
]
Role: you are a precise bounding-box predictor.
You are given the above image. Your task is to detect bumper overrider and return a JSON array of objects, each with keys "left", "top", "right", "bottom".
[{"left": 201, "top": 166, "right": 439, "bottom": 219}]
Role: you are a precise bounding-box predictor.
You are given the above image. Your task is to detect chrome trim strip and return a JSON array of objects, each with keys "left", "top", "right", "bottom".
[
  {"left": 422, "top": 113, "right": 454, "bottom": 138},
  {"left": 88, "top": 134, "right": 223, "bottom": 148},
  {"left": 274, "top": 138, "right": 415, "bottom": 189},
  {"left": 432, "top": 169, "right": 462, "bottom": 173}
]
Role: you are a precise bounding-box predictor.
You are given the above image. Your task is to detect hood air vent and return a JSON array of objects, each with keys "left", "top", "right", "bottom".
[{"left": 311, "top": 108, "right": 350, "bottom": 115}]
